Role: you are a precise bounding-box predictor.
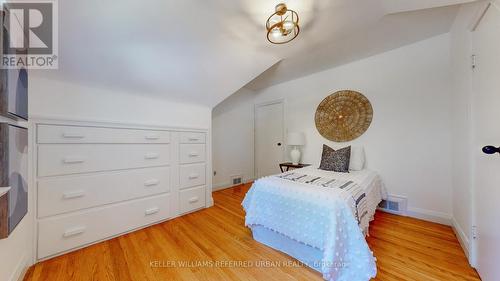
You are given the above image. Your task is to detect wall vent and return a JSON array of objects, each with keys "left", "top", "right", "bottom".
[
  {"left": 378, "top": 195, "right": 407, "bottom": 215},
  {"left": 230, "top": 175, "right": 243, "bottom": 186}
]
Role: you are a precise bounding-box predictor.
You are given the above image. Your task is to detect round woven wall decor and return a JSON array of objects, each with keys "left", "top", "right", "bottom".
[{"left": 315, "top": 90, "right": 373, "bottom": 142}]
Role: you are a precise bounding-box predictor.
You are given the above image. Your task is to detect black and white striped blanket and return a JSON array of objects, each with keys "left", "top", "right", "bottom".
[{"left": 276, "top": 172, "right": 369, "bottom": 226}]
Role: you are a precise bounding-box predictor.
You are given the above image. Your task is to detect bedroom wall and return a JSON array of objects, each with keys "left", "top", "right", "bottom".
[
  {"left": 213, "top": 33, "right": 454, "bottom": 223},
  {"left": 212, "top": 88, "right": 256, "bottom": 190},
  {"left": 29, "top": 76, "right": 212, "bottom": 129}
]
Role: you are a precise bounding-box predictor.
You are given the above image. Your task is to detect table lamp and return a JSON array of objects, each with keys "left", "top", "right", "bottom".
[{"left": 287, "top": 132, "right": 305, "bottom": 165}]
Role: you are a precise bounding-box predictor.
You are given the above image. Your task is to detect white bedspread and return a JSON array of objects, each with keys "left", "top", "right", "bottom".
[{"left": 242, "top": 167, "right": 386, "bottom": 281}]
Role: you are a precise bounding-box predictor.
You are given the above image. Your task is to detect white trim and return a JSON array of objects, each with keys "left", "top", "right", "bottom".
[
  {"left": 471, "top": 1, "right": 500, "bottom": 31},
  {"left": 254, "top": 99, "right": 285, "bottom": 108},
  {"left": 406, "top": 207, "right": 452, "bottom": 225},
  {"left": 378, "top": 207, "right": 452, "bottom": 225},
  {"left": 471, "top": 2, "right": 492, "bottom": 31},
  {"left": 205, "top": 121, "right": 214, "bottom": 207},
  {"left": 467, "top": 2, "right": 500, "bottom": 268},
  {"left": 10, "top": 253, "right": 29, "bottom": 281},
  {"left": 29, "top": 121, "right": 37, "bottom": 266},
  {"left": 212, "top": 178, "right": 255, "bottom": 192},
  {"left": 452, "top": 217, "right": 471, "bottom": 262},
  {"left": 0, "top": 186, "right": 11, "bottom": 197},
  {"left": 29, "top": 115, "right": 209, "bottom": 132},
  {"left": 0, "top": 116, "right": 28, "bottom": 128},
  {"left": 212, "top": 182, "right": 230, "bottom": 191}
]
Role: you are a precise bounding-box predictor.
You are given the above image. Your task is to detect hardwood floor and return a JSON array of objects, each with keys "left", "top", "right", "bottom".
[{"left": 24, "top": 183, "right": 480, "bottom": 281}]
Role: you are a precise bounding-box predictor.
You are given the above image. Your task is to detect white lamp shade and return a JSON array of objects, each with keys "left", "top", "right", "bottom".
[{"left": 287, "top": 132, "right": 305, "bottom": 146}]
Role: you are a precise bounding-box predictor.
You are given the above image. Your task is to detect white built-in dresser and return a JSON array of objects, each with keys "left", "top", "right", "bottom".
[{"left": 33, "top": 120, "right": 211, "bottom": 260}]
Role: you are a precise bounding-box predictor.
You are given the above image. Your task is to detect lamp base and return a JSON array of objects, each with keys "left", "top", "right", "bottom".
[{"left": 290, "top": 147, "right": 301, "bottom": 165}]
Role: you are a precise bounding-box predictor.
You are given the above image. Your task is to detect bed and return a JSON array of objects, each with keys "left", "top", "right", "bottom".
[{"left": 242, "top": 166, "right": 387, "bottom": 281}]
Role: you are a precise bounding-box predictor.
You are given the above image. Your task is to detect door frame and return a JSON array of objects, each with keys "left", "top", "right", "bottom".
[
  {"left": 468, "top": 0, "right": 500, "bottom": 270},
  {"left": 253, "top": 99, "right": 286, "bottom": 179}
]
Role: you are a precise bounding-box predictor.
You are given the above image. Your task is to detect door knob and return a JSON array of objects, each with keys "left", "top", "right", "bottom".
[{"left": 482, "top": 145, "right": 500, "bottom": 155}]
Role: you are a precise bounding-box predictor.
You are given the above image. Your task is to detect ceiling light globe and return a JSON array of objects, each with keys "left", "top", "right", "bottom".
[
  {"left": 271, "top": 28, "right": 282, "bottom": 38},
  {"left": 283, "top": 21, "right": 295, "bottom": 31}
]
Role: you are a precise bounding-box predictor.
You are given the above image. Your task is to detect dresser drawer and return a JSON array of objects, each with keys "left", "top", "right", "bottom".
[
  {"left": 179, "top": 163, "right": 205, "bottom": 189},
  {"left": 37, "top": 193, "right": 171, "bottom": 259},
  {"left": 38, "top": 144, "right": 170, "bottom": 177},
  {"left": 179, "top": 186, "right": 205, "bottom": 214},
  {"left": 180, "top": 132, "right": 205, "bottom": 144},
  {"left": 38, "top": 167, "right": 171, "bottom": 218},
  {"left": 37, "top": 124, "right": 170, "bottom": 144},
  {"left": 179, "top": 144, "right": 205, "bottom": 164}
]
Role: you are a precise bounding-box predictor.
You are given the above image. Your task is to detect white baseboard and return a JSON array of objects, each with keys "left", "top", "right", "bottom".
[
  {"left": 212, "top": 182, "right": 231, "bottom": 191},
  {"left": 212, "top": 178, "right": 255, "bottom": 192},
  {"left": 11, "top": 254, "right": 30, "bottom": 281},
  {"left": 405, "top": 207, "right": 452, "bottom": 226},
  {"left": 452, "top": 217, "right": 471, "bottom": 261}
]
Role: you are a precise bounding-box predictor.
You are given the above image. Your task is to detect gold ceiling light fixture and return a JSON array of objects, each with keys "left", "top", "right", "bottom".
[{"left": 266, "top": 3, "right": 300, "bottom": 44}]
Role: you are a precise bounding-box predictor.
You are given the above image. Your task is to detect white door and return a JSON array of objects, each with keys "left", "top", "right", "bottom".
[
  {"left": 255, "top": 101, "right": 284, "bottom": 178},
  {"left": 472, "top": 4, "right": 500, "bottom": 281}
]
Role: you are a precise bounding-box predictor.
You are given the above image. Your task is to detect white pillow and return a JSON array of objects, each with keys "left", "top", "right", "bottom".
[{"left": 349, "top": 146, "right": 365, "bottom": 171}]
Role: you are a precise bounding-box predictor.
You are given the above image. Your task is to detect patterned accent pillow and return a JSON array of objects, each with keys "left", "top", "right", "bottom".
[{"left": 319, "top": 145, "right": 351, "bottom": 173}]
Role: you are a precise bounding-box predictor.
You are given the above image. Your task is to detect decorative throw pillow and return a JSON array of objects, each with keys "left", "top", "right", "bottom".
[
  {"left": 319, "top": 145, "right": 351, "bottom": 173},
  {"left": 349, "top": 146, "right": 365, "bottom": 171}
]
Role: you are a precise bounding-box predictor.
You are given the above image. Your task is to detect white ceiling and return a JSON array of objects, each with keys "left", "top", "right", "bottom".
[{"left": 33, "top": 0, "right": 476, "bottom": 107}]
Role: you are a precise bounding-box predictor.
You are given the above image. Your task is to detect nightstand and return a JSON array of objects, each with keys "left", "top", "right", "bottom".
[{"left": 279, "top": 162, "right": 311, "bottom": 173}]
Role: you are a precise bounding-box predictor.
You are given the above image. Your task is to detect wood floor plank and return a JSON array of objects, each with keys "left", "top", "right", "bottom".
[{"left": 24, "top": 183, "right": 480, "bottom": 281}]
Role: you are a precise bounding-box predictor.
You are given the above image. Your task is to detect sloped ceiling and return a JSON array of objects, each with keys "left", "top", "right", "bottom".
[{"left": 32, "top": 0, "right": 477, "bottom": 107}]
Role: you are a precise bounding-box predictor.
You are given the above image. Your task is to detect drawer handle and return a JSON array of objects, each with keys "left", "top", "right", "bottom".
[
  {"left": 188, "top": 197, "right": 199, "bottom": 203},
  {"left": 145, "top": 135, "right": 160, "bottom": 140},
  {"left": 62, "top": 133, "right": 85, "bottom": 139},
  {"left": 144, "top": 179, "right": 160, "bottom": 187},
  {"left": 144, "top": 153, "right": 159, "bottom": 160},
  {"left": 188, "top": 152, "right": 199, "bottom": 157},
  {"left": 188, "top": 174, "right": 199, "bottom": 180},
  {"left": 63, "top": 157, "right": 85, "bottom": 164},
  {"left": 63, "top": 190, "right": 85, "bottom": 199},
  {"left": 145, "top": 207, "right": 160, "bottom": 216},
  {"left": 188, "top": 137, "right": 199, "bottom": 141},
  {"left": 63, "top": 226, "right": 86, "bottom": 238}
]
